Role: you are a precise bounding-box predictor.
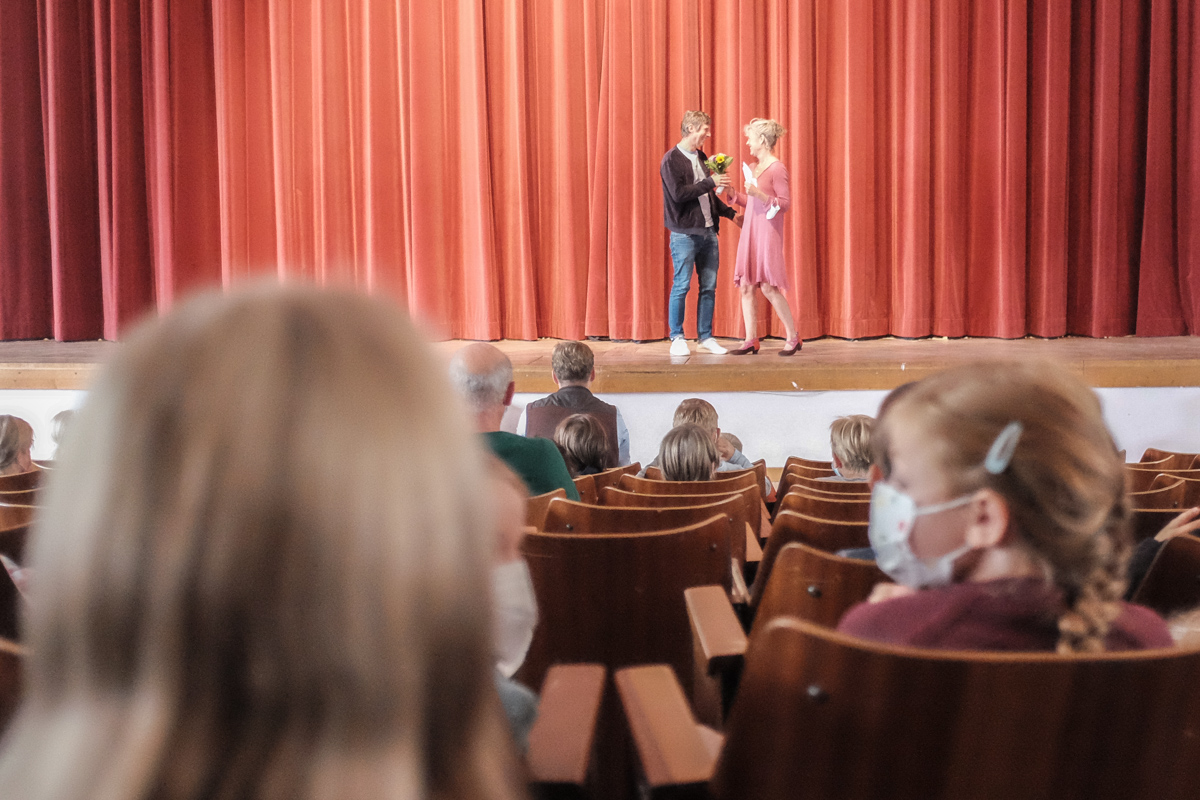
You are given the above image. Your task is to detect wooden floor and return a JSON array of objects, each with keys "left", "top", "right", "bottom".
[{"left": 3, "top": 335, "right": 1198, "bottom": 393}]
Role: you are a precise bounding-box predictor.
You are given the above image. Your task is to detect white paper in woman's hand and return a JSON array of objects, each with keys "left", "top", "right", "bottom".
[{"left": 742, "top": 162, "right": 757, "bottom": 187}]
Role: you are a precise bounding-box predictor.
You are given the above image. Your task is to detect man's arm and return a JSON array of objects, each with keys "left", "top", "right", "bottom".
[
  {"left": 615, "top": 409, "right": 631, "bottom": 466},
  {"left": 660, "top": 151, "right": 716, "bottom": 205}
]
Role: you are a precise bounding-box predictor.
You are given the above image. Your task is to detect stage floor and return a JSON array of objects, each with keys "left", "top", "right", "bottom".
[{"left": 2, "top": 335, "right": 1197, "bottom": 393}]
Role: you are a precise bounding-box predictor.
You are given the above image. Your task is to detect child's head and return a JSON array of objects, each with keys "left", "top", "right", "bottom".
[
  {"left": 553, "top": 413, "right": 611, "bottom": 476},
  {"left": 717, "top": 432, "right": 742, "bottom": 462},
  {"left": 673, "top": 398, "right": 719, "bottom": 436},
  {"left": 0, "top": 415, "right": 33, "bottom": 475},
  {"left": 658, "top": 423, "right": 720, "bottom": 482},
  {"left": 830, "top": 415, "right": 873, "bottom": 478},
  {"left": 872, "top": 361, "right": 1128, "bottom": 653}
]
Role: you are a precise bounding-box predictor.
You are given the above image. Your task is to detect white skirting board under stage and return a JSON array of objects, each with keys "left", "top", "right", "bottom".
[
  {"left": 1, "top": 386, "right": 1197, "bottom": 468},
  {"left": 508, "top": 389, "right": 1200, "bottom": 469}
]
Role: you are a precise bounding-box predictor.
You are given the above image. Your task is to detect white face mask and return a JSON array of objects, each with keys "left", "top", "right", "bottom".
[
  {"left": 867, "top": 482, "right": 976, "bottom": 589},
  {"left": 492, "top": 559, "right": 538, "bottom": 678}
]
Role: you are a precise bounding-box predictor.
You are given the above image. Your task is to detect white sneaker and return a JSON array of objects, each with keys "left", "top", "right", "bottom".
[
  {"left": 698, "top": 338, "right": 728, "bottom": 355},
  {"left": 669, "top": 337, "right": 691, "bottom": 356}
]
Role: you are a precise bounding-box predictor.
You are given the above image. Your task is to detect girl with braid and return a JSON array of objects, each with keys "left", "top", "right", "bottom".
[{"left": 838, "top": 361, "right": 1172, "bottom": 653}]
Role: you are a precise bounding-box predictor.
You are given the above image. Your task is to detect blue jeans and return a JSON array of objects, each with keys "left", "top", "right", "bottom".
[{"left": 668, "top": 230, "right": 720, "bottom": 341}]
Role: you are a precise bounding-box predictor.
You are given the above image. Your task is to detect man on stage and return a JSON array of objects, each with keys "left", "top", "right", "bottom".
[{"left": 661, "top": 110, "right": 736, "bottom": 356}]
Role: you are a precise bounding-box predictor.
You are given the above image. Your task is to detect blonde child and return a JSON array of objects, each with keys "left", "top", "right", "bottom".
[{"left": 839, "top": 361, "right": 1172, "bottom": 653}]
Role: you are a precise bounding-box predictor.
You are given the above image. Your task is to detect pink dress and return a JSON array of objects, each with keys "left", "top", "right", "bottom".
[{"left": 728, "top": 161, "right": 791, "bottom": 290}]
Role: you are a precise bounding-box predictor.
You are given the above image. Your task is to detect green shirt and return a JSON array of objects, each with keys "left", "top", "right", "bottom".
[{"left": 484, "top": 431, "right": 580, "bottom": 501}]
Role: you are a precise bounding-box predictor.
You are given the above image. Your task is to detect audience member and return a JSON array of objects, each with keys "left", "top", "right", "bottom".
[
  {"left": 553, "top": 413, "right": 611, "bottom": 477},
  {"left": 51, "top": 408, "right": 75, "bottom": 447},
  {"left": 821, "top": 414, "right": 873, "bottom": 482},
  {"left": 521, "top": 341, "right": 629, "bottom": 465},
  {"left": 838, "top": 361, "right": 1172, "bottom": 652},
  {"left": 671, "top": 398, "right": 752, "bottom": 472},
  {"left": 717, "top": 432, "right": 742, "bottom": 463},
  {"left": 0, "top": 286, "right": 526, "bottom": 799},
  {"left": 487, "top": 456, "right": 540, "bottom": 751},
  {"left": 0, "top": 415, "right": 33, "bottom": 476},
  {"left": 449, "top": 342, "right": 579, "bottom": 500},
  {"left": 658, "top": 423, "right": 720, "bottom": 481}
]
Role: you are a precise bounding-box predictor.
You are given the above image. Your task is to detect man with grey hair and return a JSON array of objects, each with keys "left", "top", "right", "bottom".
[{"left": 449, "top": 343, "right": 579, "bottom": 500}]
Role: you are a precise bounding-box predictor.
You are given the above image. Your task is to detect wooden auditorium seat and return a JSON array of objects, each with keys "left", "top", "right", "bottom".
[
  {"left": 543, "top": 496, "right": 743, "bottom": 537},
  {"left": 516, "top": 517, "right": 733, "bottom": 699},
  {"left": 783, "top": 455, "right": 833, "bottom": 472},
  {"left": 606, "top": 483, "right": 763, "bottom": 537},
  {"left": 573, "top": 473, "right": 598, "bottom": 505},
  {"left": 617, "top": 617, "right": 1200, "bottom": 800},
  {"left": 0, "top": 504, "right": 35, "bottom": 532},
  {"left": 684, "top": 542, "right": 886, "bottom": 724},
  {"left": 778, "top": 468, "right": 870, "bottom": 497},
  {"left": 525, "top": 663, "right": 607, "bottom": 798},
  {"left": 0, "top": 470, "right": 41, "bottom": 493},
  {"left": 590, "top": 462, "right": 640, "bottom": 496},
  {"left": 1131, "top": 508, "right": 1187, "bottom": 543},
  {"left": 1129, "top": 476, "right": 1186, "bottom": 511},
  {"left": 1141, "top": 448, "right": 1200, "bottom": 471},
  {"left": 526, "top": 488, "right": 567, "bottom": 529},
  {"left": 774, "top": 489, "right": 870, "bottom": 523},
  {"left": 1131, "top": 533, "right": 1200, "bottom": 617},
  {"left": 0, "top": 488, "right": 38, "bottom": 507},
  {"left": 620, "top": 470, "right": 759, "bottom": 500}
]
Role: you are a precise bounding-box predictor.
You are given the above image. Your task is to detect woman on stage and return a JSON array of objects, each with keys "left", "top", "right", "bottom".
[{"left": 725, "top": 118, "right": 800, "bottom": 356}]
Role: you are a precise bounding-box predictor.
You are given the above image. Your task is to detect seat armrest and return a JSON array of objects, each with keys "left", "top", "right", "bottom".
[
  {"left": 685, "top": 586, "right": 748, "bottom": 673},
  {"left": 527, "top": 664, "right": 606, "bottom": 787},
  {"left": 615, "top": 665, "right": 717, "bottom": 791}
]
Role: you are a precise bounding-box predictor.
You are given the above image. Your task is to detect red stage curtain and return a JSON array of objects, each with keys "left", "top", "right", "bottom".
[{"left": 0, "top": 0, "right": 1197, "bottom": 341}]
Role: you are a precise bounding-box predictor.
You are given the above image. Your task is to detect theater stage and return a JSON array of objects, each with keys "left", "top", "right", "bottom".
[{"left": 0, "top": 334, "right": 1198, "bottom": 392}]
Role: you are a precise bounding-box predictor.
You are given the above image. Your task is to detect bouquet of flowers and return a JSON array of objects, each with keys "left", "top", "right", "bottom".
[{"left": 704, "top": 153, "right": 732, "bottom": 193}]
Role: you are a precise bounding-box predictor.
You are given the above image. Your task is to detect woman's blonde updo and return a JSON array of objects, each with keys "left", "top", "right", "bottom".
[
  {"left": 744, "top": 118, "right": 786, "bottom": 150},
  {"left": 873, "top": 361, "right": 1130, "bottom": 654}
]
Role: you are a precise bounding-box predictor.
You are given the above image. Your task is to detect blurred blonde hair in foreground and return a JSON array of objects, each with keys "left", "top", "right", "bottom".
[{"left": 0, "top": 284, "right": 525, "bottom": 800}]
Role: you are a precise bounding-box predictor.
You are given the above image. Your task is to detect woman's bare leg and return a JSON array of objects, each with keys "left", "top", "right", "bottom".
[
  {"left": 761, "top": 284, "right": 797, "bottom": 341},
  {"left": 739, "top": 283, "right": 759, "bottom": 342}
]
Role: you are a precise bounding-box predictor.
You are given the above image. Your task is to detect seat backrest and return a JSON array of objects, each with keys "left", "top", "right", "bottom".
[
  {"left": 753, "top": 511, "right": 870, "bottom": 606},
  {"left": 590, "top": 462, "right": 640, "bottom": 495},
  {"left": 780, "top": 469, "right": 870, "bottom": 496},
  {"left": 784, "top": 455, "right": 833, "bottom": 472},
  {"left": 601, "top": 485, "right": 762, "bottom": 538},
  {"left": 0, "top": 488, "right": 38, "bottom": 507},
  {"left": 0, "top": 638, "right": 22, "bottom": 737},
  {"left": 1131, "top": 534, "right": 1200, "bottom": 617},
  {"left": 543, "top": 496, "right": 742, "bottom": 541},
  {"left": 1141, "top": 448, "right": 1200, "bottom": 471},
  {"left": 1131, "top": 508, "right": 1184, "bottom": 543},
  {"left": 517, "top": 516, "right": 732, "bottom": 698},
  {"left": 619, "top": 470, "right": 758, "bottom": 497},
  {"left": 573, "top": 473, "right": 598, "bottom": 505},
  {"left": 712, "top": 617, "right": 1200, "bottom": 800},
  {"left": 0, "top": 470, "right": 40, "bottom": 493},
  {"left": 0, "top": 505, "right": 34, "bottom": 532},
  {"left": 1175, "top": 475, "right": 1200, "bottom": 507},
  {"left": 526, "top": 488, "right": 567, "bottom": 529},
  {"left": 751, "top": 542, "right": 886, "bottom": 632},
  {"left": 776, "top": 489, "right": 870, "bottom": 523},
  {"left": 1130, "top": 477, "right": 1185, "bottom": 510},
  {"left": 1125, "top": 467, "right": 1166, "bottom": 494}
]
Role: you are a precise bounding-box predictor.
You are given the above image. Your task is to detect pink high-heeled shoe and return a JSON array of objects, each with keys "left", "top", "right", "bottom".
[
  {"left": 778, "top": 335, "right": 802, "bottom": 356},
  {"left": 729, "top": 338, "right": 760, "bottom": 356}
]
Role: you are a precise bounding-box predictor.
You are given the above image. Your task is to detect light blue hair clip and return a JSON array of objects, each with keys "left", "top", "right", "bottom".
[{"left": 984, "top": 421, "right": 1023, "bottom": 474}]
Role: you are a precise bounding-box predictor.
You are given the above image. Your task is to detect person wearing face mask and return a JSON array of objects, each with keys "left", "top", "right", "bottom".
[
  {"left": 487, "top": 457, "right": 541, "bottom": 751},
  {"left": 837, "top": 361, "right": 1172, "bottom": 653}
]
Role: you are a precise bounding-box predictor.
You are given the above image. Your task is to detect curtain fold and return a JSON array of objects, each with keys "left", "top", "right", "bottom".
[{"left": 1, "top": 0, "right": 1197, "bottom": 341}]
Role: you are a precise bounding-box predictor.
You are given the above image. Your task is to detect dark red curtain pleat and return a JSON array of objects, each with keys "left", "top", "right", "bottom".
[
  {"left": 0, "top": 0, "right": 1198, "bottom": 341},
  {"left": 0, "top": 0, "right": 53, "bottom": 339}
]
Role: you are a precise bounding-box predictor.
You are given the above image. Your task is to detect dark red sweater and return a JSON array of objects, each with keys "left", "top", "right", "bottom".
[{"left": 838, "top": 577, "right": 1173, "bottom": 651}]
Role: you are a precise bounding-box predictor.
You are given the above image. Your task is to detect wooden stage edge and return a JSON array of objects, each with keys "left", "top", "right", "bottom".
[{"left": 1, "top": 334, "right": 1198, "bottom": 393}]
